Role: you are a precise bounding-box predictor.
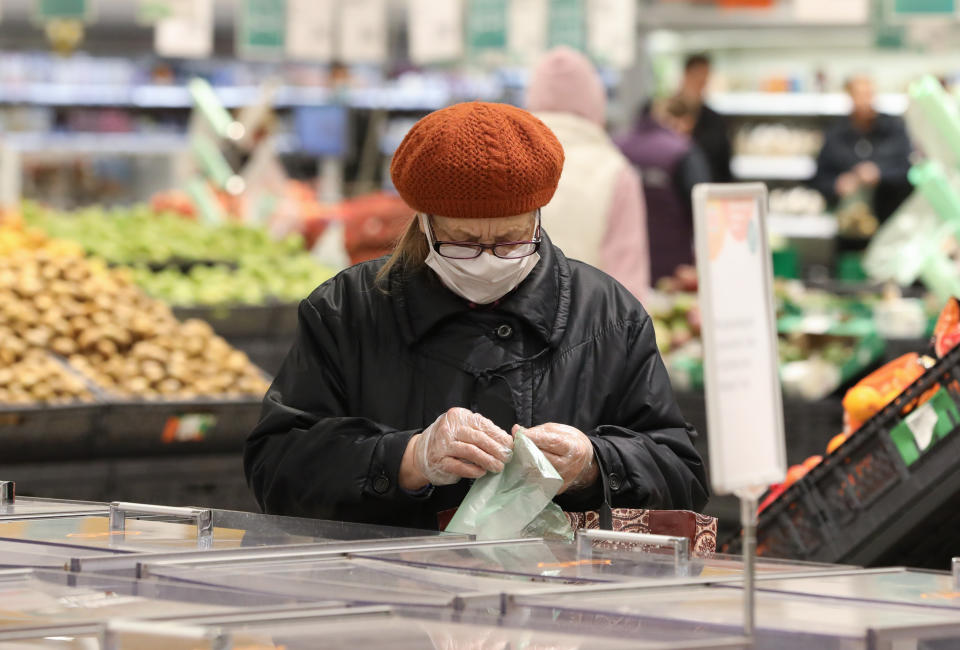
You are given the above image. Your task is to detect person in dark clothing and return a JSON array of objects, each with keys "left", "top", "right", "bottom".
[
  {"left": 616, "top": 98, "right": 712, "bottom": 283},
  {"left": 680, "top": 53, "right": 733, "bottom": 183},
  {"left": 244, "top": 101, "right": 708, "bottom": 529},
  {"left": 812, "top": 75, "right": 913, "bottom": 224}
]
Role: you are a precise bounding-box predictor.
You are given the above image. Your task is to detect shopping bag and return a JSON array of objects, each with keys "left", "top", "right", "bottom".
[{"left": 445, "top": 430, "right": 573, "bottom": 541}]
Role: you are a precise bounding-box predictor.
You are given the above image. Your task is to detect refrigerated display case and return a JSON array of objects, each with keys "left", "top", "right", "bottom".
[
  {"left": 0, "top": 503, "right": 470, "bottom": 574},
  {"left": 141, "top": 555, "right": 579, "bottom": 609},
  {"left": 0, "top": 568, "right": 343, "bottom": 641},
  {"left": 745, "top": 567, "right": 960, "bottom": 611},
  {"left": 0, "top": 495, "right": 107, "bottom": 521},
  {"left": 350, "top": 539, "right": 848, "bottom": 584},
  {"left": 507, "top": 583, "right": 960, "bottom": 649},
  {"left": 3, "top": 607, "right": 748, "bottom": 650}
]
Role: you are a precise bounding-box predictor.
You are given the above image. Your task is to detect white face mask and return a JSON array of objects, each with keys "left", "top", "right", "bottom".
[{"left": 420, "top": 214, "right": 541, "bottom": 305}]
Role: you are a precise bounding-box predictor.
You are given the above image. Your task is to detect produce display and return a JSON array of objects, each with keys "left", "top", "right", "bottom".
[
  {"left": 651, "top": 269, "right": 887, "bottom": 398},
  {"left": 734, "top": 124, "right": 823, "bottom": 157},
  {"left": 0, "top": 220, "right": 270, "bottom": 404},
  {"left": 759, "top": 298, "right": 960, "bottom": 515},
  {"left": 21, "top": 202, "right": 337, "bottom": 307},
  {"left": 769, "top": 187, "right": 827, "bottom": 216}
]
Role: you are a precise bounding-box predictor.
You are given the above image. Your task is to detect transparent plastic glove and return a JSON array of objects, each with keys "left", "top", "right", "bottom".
[
  {"left": 415, "top": 407, "right": 513, "bottom": 486},
  {"left": 517, "top": 423, "right": 598, "bottom": 494}
]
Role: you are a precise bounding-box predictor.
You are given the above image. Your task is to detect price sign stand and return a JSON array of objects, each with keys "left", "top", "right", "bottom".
[{"left": 693, "top": 183, "right": 787, "bottom": 644}]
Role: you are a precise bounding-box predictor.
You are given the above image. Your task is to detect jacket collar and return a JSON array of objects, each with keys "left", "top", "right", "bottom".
[{"left": 391, "top": 231, "right": 571, "bottom": 348}]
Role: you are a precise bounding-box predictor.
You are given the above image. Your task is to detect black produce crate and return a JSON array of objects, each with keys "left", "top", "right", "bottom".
[
  {"left": 93, "top": 397, "right": 263, "bottom": 458},
  {"left": 0, "top": 453, "right": 258, "bottom": 512},
  {"left": 229, "top": 337, "right": 290, "bottom": 377},
  {"left": 751, "top": 343, "right": 960, "bottom": 568},
  {"left": 173, "top": 303, "right": 288, "bottom": 340},
  {"left": 0, "top": 402, "right": 103, "bottom": 463}
]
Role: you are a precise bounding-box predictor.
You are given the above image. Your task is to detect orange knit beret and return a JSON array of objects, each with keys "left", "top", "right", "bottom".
[{"left": 390, "top": 101, "right": 565, "bottom": 219}]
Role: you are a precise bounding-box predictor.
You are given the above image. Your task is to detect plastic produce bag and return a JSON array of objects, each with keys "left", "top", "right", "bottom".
[{"left": 445, "top": 430, "right": 573, "bottom": 541}]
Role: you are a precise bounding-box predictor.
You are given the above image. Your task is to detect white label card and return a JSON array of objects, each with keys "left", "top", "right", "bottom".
[
  {"left": 694, "top": 183, "right": 786, "bottom": 494},
  {"left": 286, "top": 0, "right": 335, "bottom": 61},
  {"left": 794, "top": 0, "right": 869, "bottom": 23},
  {"left": 154, "top": 0, "right": 212, "bottom": 59},
  {"left": 586, "top": 0, "right": 635, "bottom": 68},
  {"left": 508, "top": 0, "right": 548, "bottom": 62},
  {"left": 338, "top": 0, "right": 388, "bottom": 64},
  {"left": 409, "top": 0, "right": 464, "bottom": 64}
]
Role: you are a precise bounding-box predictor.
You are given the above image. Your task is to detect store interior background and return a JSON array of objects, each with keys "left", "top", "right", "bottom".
[{"left": 4, "top": 0, "right": 960, "bottom": 567}]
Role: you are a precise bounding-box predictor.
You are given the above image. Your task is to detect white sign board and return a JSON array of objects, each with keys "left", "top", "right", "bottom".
[
  {"left": 409, "top": 0, "right": 464, "bottom": 64},
  {"left": 693, "top": 183, "right": 786, "bottom": 495},
  {"left": 508, "top": 0, "right": 548, "bottom": 62},
  {"left": 286, "top": 0, "right": 334, "bottom": 61},
  {"left": 338, "top": 0, "right": 388, "bottom": 64},
  {"left": 794, "top": 0, "right": 869, "bottom": 23},
  {"left": 154, "top": 0, "right": 212, "bottom": 59},
  {"left": 586, "top": 0, "right": 635, "bottom": 68}
]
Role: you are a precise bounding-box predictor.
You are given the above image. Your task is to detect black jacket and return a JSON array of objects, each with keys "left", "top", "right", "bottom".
[
  {"left": 812, "top": 114, "right": 913, "bottom": 222},
  {"left": 692, "top": 104, "right": 733, "bottom": 183},
  {"left": 244, "top": 235, "right": 709, "bottom": 530}
]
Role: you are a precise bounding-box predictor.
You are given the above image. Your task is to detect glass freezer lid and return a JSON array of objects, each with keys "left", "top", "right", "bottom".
[
  {"left": 512, "top": 583, "right": 960, "bottom": 641},
  {"left": 354, "top": 539, "right": 845, "bottom": 584},
  {"left": 0, "top": 569, "right": 341, "bottom": 635},
  {"left": 0, "top": 509, "right": 454, "bottom": 554},
  {"left": 749, "top": 567, "right": 960, "bottom": 610},
  {"left": 0, "top": 497, "right": 107, "bottom": 520},
  {"left": 143, "top": 555, "right": 585, "bottom": 608},
  {"left": 0, "top": 539, "right": 122, "bottom": 570},
  {"left": 0, "top": 608, "right": 746, "bottom": 649}
]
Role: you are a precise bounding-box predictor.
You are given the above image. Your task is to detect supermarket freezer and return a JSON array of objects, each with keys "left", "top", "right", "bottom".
[
  {"left": 2, "top": 606, "right": 746, "bottom": 649},
  {"left": 349, "top": 538, "right": 851, "bottom": 584},
  {"left": 0, "top": 567, "right": 343, "bottom": 641},
  {"left": 506, "top": 582, "right": 960, "bottom": 650}
]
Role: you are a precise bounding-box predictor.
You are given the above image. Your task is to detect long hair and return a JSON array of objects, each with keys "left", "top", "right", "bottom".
[{"left": 375, "top": 215, "right": 430, "bottom": 290}]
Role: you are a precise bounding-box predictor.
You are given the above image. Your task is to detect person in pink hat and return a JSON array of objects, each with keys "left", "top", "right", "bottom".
[{"left": 526, "top": 46, "right": 650, "bottom": 301}]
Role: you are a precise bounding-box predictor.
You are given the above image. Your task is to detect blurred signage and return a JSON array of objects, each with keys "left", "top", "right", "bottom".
[
  {"left": 339, "top": 0, "right": 388, "bottom": 64},
  {"left": 693, "top": 183, "right": 786, "bottom": 494},
  {"left": 409, "top": 0, "right": 464, "bottom": 64},
  {"left": 548, "top": 0, "right": 585, "bottom": 51},
  {"left": 508, "top": 0, "right": 548, "bottom": 61},
  {"left": 154, "top": 0, "right": 213, "bottom": 59},
  {"left": 286, "top": 0, "right": 334, "bottom": 61},
  {"left": 34, "top": 0, "right": 88, "bottom": 21},
  {"left": 893, "top": 0, "right": 955, "bottom": 14},
  {"left": 586, "top": 0, "right": 635, "bottom": 68},
  {"left": 468, "top": 0, "right": 508, "bottom": 51},
  {"left": 794, "top": 0, "right": 869, "bottom": 23},
  {"left": 238, "top": 0, "right": 286, "bottom": 60}
]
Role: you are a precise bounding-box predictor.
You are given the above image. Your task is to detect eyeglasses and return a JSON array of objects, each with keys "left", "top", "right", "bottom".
[{"left": 428, "top": 211, "right": 542, "bottom": 260}]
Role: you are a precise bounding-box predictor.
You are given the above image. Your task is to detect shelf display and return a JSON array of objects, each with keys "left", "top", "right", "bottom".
[
  {"left": 0, "top": 219, "right": 269, "bottom": 403},
  {"left": 21, "top": 202, "right": 338, "bottom": 308}
]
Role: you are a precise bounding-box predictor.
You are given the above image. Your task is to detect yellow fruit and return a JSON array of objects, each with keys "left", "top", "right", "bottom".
[
  {"left": 826, "top": 433, "right": 847, "bottom": 455},
  {"left": 843, "top": 385, "right": 886, "bottom": 423}
]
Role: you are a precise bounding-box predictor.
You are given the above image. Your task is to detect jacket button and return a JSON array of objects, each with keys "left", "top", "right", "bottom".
[
  {"left": 609, "top": 473, "right": 622, "bottom": 491},
  {"left": 496, "top": 324, "right": 513, "bottom": 339},
  {"left": 373, "top": 474, "right": 390, "bottom": 494}
]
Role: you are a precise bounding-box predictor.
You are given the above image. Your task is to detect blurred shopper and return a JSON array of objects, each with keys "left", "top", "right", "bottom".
[
  {"left": 678, "top": 53, "right": 733, "bottom": 183},
  {"left": 616, "top": 97, "right": 711, "bottom": 283},
  {"left": 526, "top": 47, "right": 650, "bottom": 300},
  {"left": 812, "top": 75, "right": 913, "bottom": 225}
]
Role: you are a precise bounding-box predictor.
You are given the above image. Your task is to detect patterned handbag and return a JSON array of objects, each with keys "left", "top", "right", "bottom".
[{"left": 563, "top": 453, "right": 718, "bottom": 558}]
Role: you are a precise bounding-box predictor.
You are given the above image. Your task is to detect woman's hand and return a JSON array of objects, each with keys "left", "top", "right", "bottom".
[
  {"left": 399, "top": 407, "right": 513, "bottom": 490},
  {"left": 516, "top": 423, "right": 598, "bottom": 494}
]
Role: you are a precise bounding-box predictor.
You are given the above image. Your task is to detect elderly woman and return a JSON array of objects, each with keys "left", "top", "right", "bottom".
[{"left": 245, "top": 102, "right": 708, "bottom": 529}]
